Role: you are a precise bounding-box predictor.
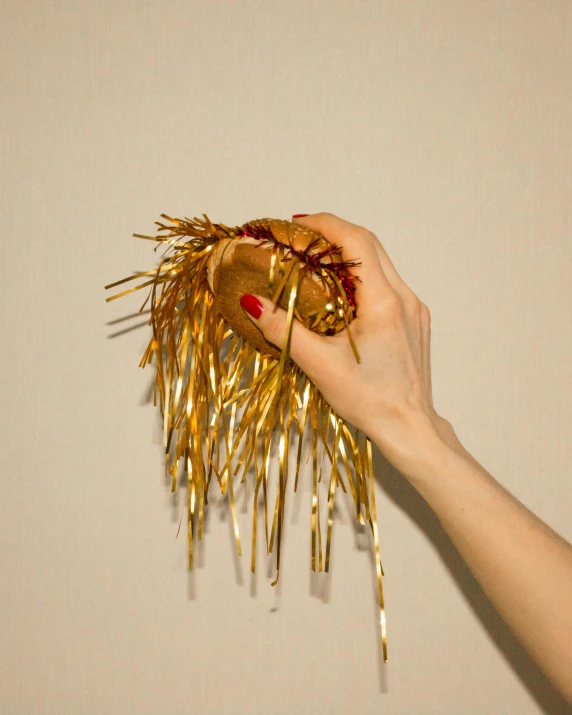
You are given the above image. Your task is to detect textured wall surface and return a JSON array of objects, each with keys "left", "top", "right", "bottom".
[{"left": 1, "top": 1, "right": 571, "bottom": 713}]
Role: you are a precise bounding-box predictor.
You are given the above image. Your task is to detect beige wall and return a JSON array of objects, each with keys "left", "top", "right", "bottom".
[{"left": 1, "top": 1, "right": 571, "bottom": 713}]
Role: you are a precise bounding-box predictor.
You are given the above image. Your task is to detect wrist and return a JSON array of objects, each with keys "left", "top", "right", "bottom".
[{"left": 369, "top": 407, "right": 466, "bottom": 487}]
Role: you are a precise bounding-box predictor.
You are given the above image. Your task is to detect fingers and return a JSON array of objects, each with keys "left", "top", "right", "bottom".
[
  {"left": 292, "top": 213, "right": 394, "bottom": 314},
  {"left": 239, "top": 293, "right": 330, "bottom": 380},
  {"left": 294, "top": 212, "right": 415, "bottom": 305}
]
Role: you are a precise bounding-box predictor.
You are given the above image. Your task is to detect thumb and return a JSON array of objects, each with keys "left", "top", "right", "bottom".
[{"left": 239, "top": 293, "right": 328, "bottom": 376}]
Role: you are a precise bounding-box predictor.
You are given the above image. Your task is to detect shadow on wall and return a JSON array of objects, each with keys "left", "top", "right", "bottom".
[
  {"left": 106, "top": 313, "right": 570, "bottom": 712},
  {"left": 372, "top": 447, "right": 572, "bottom": 715}
]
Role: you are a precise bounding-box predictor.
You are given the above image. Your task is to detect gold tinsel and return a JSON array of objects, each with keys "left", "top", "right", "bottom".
[{"left": 105, "top": 214, "right": 387, "bottom": 662}]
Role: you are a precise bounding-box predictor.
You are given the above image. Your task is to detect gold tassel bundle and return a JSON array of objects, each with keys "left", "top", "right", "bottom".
[{"left": 105, "top": 214, "right": 387, "bottom": 661}]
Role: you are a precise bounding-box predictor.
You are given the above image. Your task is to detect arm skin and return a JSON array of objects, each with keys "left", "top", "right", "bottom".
[
  {"left": 240, "top": 212, "right": 572, "bottom": 702},
  {"left": 377, "top": 408, "right": 572, "bottom": 703}
]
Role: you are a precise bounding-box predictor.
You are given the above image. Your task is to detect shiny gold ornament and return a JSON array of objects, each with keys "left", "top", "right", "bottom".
[{"left": 106, "top": 214, "right": 387, "bottom": 661}]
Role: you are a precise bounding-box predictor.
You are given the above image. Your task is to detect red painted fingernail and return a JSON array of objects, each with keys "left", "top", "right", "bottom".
[
  {"left": 292, "top": 213, "right": 309, "bottom": 218},
  {"left": 240, "top": 294, "right": 263, "bottom": 319}
]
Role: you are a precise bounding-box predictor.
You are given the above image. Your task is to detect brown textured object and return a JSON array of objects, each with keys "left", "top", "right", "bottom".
[
  {"left": 206, "top": 218, "right": 356, "bottom": 358},
  {"left": 208, "top": 242, "right": 323, "bottom": 358}
]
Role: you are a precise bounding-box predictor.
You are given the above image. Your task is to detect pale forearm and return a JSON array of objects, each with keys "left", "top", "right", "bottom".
[
  {"left": 385, "top": 415, "right": 572, "bottom": 701},
  {"left": 253, "top": 212, "right": 572, "bottom": 700}
]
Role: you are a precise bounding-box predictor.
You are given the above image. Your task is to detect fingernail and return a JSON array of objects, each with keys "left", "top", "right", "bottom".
[
  {"left": 240, "top": 294, "right": 263, "bottom": 319},
  {"left": 292, "top": 213, "right": 309, "bottom": 219}
]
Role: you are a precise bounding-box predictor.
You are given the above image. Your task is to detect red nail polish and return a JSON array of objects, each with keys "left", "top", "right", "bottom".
[
  {"left": 292, "top": 213, "right": 309, "bottom": 218},
  {"left": 240, "top": 294, "right": 263, "bottom": 319}
]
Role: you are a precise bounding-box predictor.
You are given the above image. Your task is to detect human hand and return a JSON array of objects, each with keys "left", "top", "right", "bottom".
[
  {"left": 239, "top": 212, "right": 461, "bottom": 479},
  {"left": 241, "top": 214, "right": 572, "bottom": 703}
]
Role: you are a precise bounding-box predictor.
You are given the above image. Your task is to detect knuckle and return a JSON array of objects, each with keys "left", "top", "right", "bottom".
[
  {"left": 405, "top": 298, "right": 421, "bottom": 318},
  {"left": 420, "top": 303, "right": 431, "bottom": 324},
  {"left": 355, "top": 225, "right": 376, "bottom": 243},
  {"left": 402, "top": 292, "right": 431, "bottom": 324},
  {"left": 401, "top": 288, "right": 420, "bottom": 313}
]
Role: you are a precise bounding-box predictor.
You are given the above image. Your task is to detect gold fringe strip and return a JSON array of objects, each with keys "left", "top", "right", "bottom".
[{"left": 106, "top": 215, "right": 388, "bottom": 663}]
